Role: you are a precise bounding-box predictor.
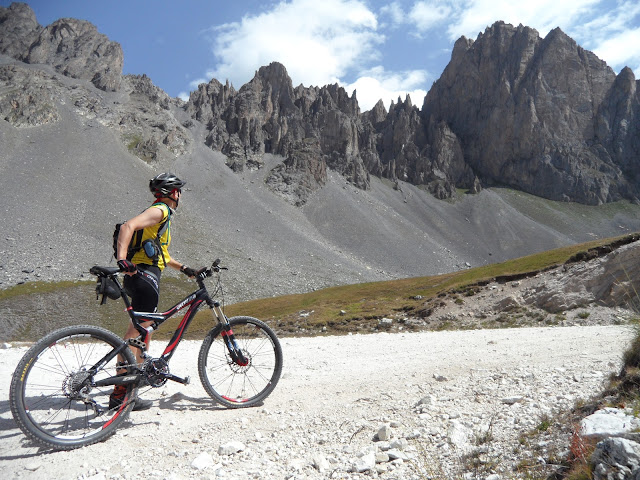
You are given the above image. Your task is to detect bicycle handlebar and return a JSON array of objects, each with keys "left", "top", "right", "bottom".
[
  {"left": 91, "top": 259, "right": 228, "bottom": 306},
  {"left": 196, "top": 258, "right": 228, "bottom": 280},
  {"left": 90, "top": 259, "right": 227, "bottom": 280}
]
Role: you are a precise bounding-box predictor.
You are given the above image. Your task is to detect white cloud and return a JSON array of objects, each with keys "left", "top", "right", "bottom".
[
  {"left": 593, "top": 27, "right": 640, "bottom": 72},
  {"left": 208, "top": 0, "right": 381, "bottom": 89},
  {"left": 379, "top": 2, "right": 405, "bottom": 28},
  {"left": 573, "top": 1, "right": 640, "bottom": 73},
  {"left": 344, "top": 66, "right": 429, "bottom": 111},
  {"left": 197, "top": 0, "right": 433, "bottom": 112},
  {"left": 409, "top": 0, "right": 454, "bottom": 34},
  {"left": 181, "top": 0, "right": 640, "bottom": 110},
  {"left": 446, "top": 0, "right": 600, "bottom": 41}
]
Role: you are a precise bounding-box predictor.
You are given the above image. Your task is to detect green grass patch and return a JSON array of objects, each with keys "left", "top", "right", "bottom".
[
  {"left": 1, "top": 233, "right": 638, "bottom": 342},
  {"left": 194, "top": 232, "right": 639, "bottom": 337}
]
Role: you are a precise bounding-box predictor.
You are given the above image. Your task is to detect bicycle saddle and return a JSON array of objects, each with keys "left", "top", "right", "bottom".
[{"left": 90, "top": 266, "right": 120, "bottom": 277}]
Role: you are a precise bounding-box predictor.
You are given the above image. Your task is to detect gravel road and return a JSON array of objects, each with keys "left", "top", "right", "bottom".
[{"left": 0, "top": 324, "right": 633, "bottom": 479}]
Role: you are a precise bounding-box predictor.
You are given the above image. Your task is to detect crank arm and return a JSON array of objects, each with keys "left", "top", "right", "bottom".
[{"left": 165, "top": 373, "right": 190, "bottom": 385}]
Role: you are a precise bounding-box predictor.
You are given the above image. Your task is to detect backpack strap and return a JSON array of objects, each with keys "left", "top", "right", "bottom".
[
  {"left": 150, "top": 202, "right": 171, "bottom": 267},
  {"left": 127, "top": 229, "right": 144, "bottom": 260}
]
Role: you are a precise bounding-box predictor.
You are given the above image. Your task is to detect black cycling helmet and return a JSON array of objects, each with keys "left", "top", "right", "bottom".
[{"left": 149, "top": 172, "right": 185, "bottom": 197}]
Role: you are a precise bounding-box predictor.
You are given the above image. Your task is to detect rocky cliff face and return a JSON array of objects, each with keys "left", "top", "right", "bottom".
[
  {"left": 423, "top": 22, "right": 640, "bottom": 205},
  {"left": 185, "top": 63, "right": 370, "bottom": 204},
  {"left": 184, "top": 22, "right": 639, "bottom": 205},
  {"left": 185, "top": 62, "right": 474, "bottom": 204},
  {"left": 1, "top": 3, "right": 638, "bottom": 207},
  {"left": 0, "top": 2, "right": 123, "bottom": 91}
]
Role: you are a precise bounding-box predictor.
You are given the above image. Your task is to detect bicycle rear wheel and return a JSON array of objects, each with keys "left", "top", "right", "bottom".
[
  {"left": 9, "top": 325, "right": 137, "bottom": 450},
  {"left": 198, "top": 316, "right": 282, "bottom": 408}
]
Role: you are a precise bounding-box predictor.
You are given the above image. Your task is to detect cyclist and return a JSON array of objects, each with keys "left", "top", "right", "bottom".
[{"left": 111, "top": 172, "right": 198, "bottom": 410}]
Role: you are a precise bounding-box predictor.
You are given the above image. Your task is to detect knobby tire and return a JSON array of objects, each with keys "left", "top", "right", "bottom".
[
  {"left": 9, "top": 325, "right": 137, "bottom": 450},
  {"left": 198, "top": 316, "right": 282, "bottom": 408}
]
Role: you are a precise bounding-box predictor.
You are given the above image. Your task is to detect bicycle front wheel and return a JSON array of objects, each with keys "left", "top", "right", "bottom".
[
  {"left": 198, "top": 316, "right": 282, "bottom": 408},
  {"left": 9, "top": 325, "right": 137, "bottom": 450}
]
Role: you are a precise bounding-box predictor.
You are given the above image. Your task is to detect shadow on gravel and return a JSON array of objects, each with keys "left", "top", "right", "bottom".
[
  {"left": 154, "top": 392, "right": 255, "bottom": 411},
  {"left": 0, "top": 423, "right": 48, "bottom": 461}
]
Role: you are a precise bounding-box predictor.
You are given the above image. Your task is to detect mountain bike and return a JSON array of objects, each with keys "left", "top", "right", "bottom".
[{"left": 9, "top": 259, "right": 283, "bottom": 450}]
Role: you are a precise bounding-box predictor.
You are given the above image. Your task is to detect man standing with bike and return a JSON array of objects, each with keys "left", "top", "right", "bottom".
[{"left": 111, "top": 172, "right": 198, "bottom": 410}]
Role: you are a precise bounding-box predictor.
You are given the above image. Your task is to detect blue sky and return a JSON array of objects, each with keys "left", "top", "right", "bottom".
[{"left": 4, "top": 0, "right": 639, "bottom": 111}]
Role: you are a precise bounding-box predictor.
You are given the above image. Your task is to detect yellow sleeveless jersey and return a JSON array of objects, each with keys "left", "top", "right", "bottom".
[{"left": 130, "top": 203, "right": 172, "bottom": 270}]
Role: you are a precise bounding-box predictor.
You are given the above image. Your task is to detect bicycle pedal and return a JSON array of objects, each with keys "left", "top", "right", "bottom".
[{"left": 166, "top": 374, "right": 190, "bottom": 385}]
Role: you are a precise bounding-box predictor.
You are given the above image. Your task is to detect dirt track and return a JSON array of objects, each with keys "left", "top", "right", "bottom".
[{"left": 0, "top": 324, "right": 633, "bottom": 479}]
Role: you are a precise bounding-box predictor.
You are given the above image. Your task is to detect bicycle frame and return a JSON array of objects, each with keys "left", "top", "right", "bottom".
[
  {"left": 92, "top": 266, "right": 248, "bottom": 390},
  {"left": 123, "top": 281, "right": 208, "bottom": 363}
]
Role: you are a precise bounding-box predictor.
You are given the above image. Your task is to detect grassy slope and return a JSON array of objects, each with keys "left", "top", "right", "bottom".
[
  {"left": 197, "top": 233, "right": 639, "bottom": 338},
  {"left": 1, "top": 233, "right": 637, "bottom": 342}
]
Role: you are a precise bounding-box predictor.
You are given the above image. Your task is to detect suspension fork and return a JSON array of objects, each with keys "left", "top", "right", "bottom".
[{"left": 209, "top": 301, "right": 249, "bottom": 366}]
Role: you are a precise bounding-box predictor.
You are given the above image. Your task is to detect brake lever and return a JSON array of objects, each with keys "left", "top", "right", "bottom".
[{"left": 210, "top": 258, "right": 228, "bottom": 272}]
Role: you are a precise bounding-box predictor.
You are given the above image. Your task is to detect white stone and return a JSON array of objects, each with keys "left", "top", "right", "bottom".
[
  {"left": 312, "top": 453, "right": 331, "bottom": 472},
  {"left": 448, "top": 420, "right": 471, "bottom": 451},
  {"left": 354, "top": 452, "right": 376, "bottom": 473},
  {"left": 387, "top": 449, "right": 410, "bottom": 461},
  {"left": 375, "top": 452, "right": 390, "bottom": 463},
  {"left": 581, "top": 408, "right": 640, "bottom": 436},
  {"left": 591, "top": 437, "right": 640, "bottom": 467},
  {"left": 390, "top": 438, "right": 408, "bottom": 450},
  {"left": 191, "top": 452, "right": 215, "bottom": 470},
  {"left": 218, "top": 441, "right": 246, "bottom": 455},
  {"left": 377, "top": 424, "right": 392, "bottom": 441}
]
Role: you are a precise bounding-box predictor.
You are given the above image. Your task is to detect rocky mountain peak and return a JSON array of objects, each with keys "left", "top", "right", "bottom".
[
  {"left": 616, "top": 66, "right": 637, "bottom": 93},
  {"left": 363, "top": 99, "right": 388, "bottom": 130},
  {"left": 1, "top": 4, "right": 639, "bottom": 207},
  {"left": 0, "top": 2, "right": 40, "bottom": 58},
  {"left": 0, "top": 3, "right": 122, "bottom": 91},
  {"left": 184, "top": 18, "right": 639, "bottom": 206},
  {"left": 244, "top": 61, "right": 296, "bottom": 114},
  {"left": 254, "top": 61, "right": 292, "bottom": 87},
  {"left": 423, "top": 20, "right": 637, "bottom": 205},
  {"left": 451, "top": 35, "right": 473, "bottom": 60}
]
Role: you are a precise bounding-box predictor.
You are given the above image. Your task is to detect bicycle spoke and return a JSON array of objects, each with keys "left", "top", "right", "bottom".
[
  {"left": 198, "top": 317, "right": 282, "bottom": 407},
  {"left": 10, "top": 326, "right": 137, "bottom": 449}
]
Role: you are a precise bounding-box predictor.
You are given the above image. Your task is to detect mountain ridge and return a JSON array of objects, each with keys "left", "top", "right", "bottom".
[{"left": 0, "top": 3, "right": 639, "bottom": 300}]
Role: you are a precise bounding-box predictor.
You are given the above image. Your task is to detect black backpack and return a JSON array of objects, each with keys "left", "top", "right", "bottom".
[{"left": 112, "top": 203, "right": 171, "bottom": 265}]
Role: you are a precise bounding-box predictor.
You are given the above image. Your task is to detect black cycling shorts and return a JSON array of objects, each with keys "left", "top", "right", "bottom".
[{"left": 123, "top": 265, "right": 161, "bottom": 312}]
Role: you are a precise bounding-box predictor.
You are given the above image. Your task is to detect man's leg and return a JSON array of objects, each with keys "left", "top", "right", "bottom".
[{"left": 110, "top": 271, "right": 160, "bottom": 411}]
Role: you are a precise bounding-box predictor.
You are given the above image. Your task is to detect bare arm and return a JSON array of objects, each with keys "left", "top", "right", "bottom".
[
  {"left": 116, "top": 207, "right": 165, "bottom": 261},
  {"left": 167, "top": 258, "right": 185, "bottom": 271}
]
